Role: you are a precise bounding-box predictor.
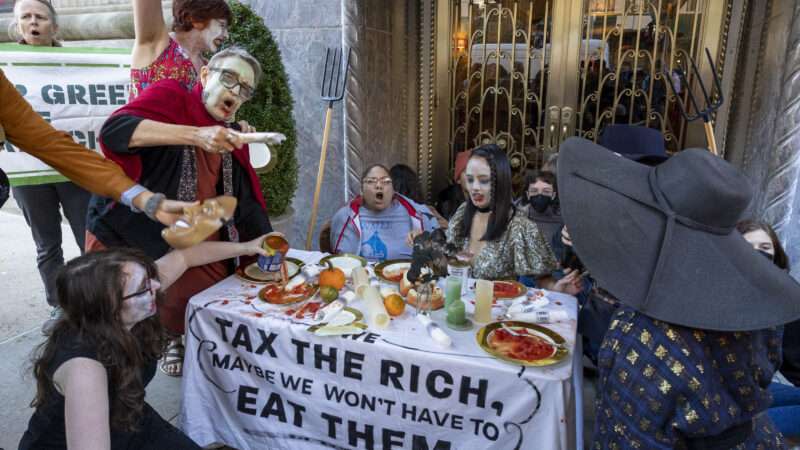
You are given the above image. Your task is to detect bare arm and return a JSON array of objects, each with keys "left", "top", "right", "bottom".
[
  {"left": 155, "top": 233, "right": 284, "bottom": 288},
  {"left": 54, "top": 358, "right": 111, "bottom": 450},
  {"left": 131, "top": 0, "right": 170, "bottom": 69},
  {"left": 129, "top": 120, "right": 245, "bottom": 153}
]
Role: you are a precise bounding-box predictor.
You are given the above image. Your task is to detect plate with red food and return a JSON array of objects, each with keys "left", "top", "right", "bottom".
[
  {"left": 476, "top": 321, "right": 568, "bottom": 367},
  {"left": 493, "top": 280, "right": 527, "bottom": 299},
  {"left": 258, "top": 281, "right": 318, "bottom": 305},
  {"left": 373, "top": 259, "right": 412, "bottom": 283}
]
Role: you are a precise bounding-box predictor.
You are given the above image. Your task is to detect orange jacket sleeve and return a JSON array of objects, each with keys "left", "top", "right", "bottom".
[{"left": 0, "top": 68, "right": 135, "bottom": 201}]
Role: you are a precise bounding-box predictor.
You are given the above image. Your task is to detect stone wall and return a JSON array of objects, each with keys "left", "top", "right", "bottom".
[
  {"left": 725, "top": 0, "right": 800, "bottom": 280},
  {"left": 241, "top": 0, "right": 345, "bottom": 248}
]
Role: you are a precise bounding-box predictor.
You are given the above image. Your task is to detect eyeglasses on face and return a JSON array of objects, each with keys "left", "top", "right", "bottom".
[
  {"left": 208, "top": 67, "right": 255, "bottom": 100},
  {"left": 122, "top": 280, "right": 155, "bottom": 301},
  {"left": 363, "top": 177, "right": 393, "bottom": 187}
]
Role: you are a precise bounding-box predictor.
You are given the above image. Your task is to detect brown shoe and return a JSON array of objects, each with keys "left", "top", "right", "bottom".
[{"left": 162, "top": 196, "right": 237, "bottom": 249}]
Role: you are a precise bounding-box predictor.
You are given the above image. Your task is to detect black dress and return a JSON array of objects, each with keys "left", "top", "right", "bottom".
[{"left": 18, "top": 332, "right": 200, "bottom": 450}]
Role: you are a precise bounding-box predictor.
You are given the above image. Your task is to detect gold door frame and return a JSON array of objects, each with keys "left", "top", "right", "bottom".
[{"left": 427, "top": 0, "right": 736, "bottom": 198}]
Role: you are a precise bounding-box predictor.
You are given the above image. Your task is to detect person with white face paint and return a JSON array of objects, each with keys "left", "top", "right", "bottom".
[
  {"left": 130, "top": 0, "right": 231, "bottom": 100},
  {"left": 445, "top": 144, "right": 558, "bottom": 280},
  {"left": 19, "top": 237, "right": 274, "bottom": 449},
  {"left": 86, "top": 47, "right": 276, "bottom": 376}
]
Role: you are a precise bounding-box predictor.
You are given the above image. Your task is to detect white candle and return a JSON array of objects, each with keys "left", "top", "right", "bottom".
[
  {"left": 352, "top": 266, "right": 370, "bottom": 296},
  {"left": 474, "top": 280, "right": 493, "bottom": 323},
  {"left": 362, "top": 285, "right": 390, "bottom": 329}
]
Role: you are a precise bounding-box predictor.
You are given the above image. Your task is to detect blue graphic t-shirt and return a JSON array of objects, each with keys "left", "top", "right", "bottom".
[{"left": 330, "top": 195, "right": 439, "bottom": 262}]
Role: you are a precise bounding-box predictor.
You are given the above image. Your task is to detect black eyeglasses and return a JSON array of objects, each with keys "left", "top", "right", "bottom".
[
  {"left": 122, "top": 280, "right": 154, "bottom": 301},
  {"left": 208, "top": 67, "right": 255, "bottom": 100}
]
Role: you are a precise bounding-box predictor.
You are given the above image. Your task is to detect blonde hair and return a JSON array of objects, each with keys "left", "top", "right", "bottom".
[{"left": 10, "top": 0, "right": 60, "bottom": 46}]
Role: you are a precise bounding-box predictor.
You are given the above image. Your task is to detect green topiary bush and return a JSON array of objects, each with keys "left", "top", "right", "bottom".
[{"left": 226, "top": 1, "right": 297, "bottom": 216}]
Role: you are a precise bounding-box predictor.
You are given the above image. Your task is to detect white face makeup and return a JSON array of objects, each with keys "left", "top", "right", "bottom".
[
  {"left": 361, "top": 166, "right": 395, "bottom": 212},
  {"left": 200, "top": 57, "right": 255, "bottom": 122},
  {"left": 199, "top": 18, "right": 228, "bottom": 52},
  {"left": 743, "top": 229, "right": 775, "bottom": 257},
  {"left": 15, "top": 0, "right": 57, "bottom": 46},
  {"left": 465, "top": 156, "right": 492, "bottom": 209},
  {"left": 120, "top": 263, "right": 160, "bottom": 329}
]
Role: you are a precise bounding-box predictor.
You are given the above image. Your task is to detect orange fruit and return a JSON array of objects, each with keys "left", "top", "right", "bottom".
[
  {"left": 319, "top": 262, "right": 346, "bottom": 290},
  {"left": 383, "top": 293, "right": 406, "bottom": 317}
]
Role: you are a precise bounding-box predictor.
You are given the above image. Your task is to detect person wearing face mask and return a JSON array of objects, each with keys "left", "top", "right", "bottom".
[
  {"left": 130, "top": 0, "right": 231, "bottom": 100},
  {"left": 558, "top": 137, "right": 800, "bottom": 449},
  {"left": 518, "top": 170, "right": 562, "bottom": 248},
  {"left": 738, "top": 220, "right": 800, "bottom": 442},
  {"left": 18, "top": 237, "right": 273, "bottom": 450},
  {"left": 85, "top": 47, "right": 278, "bottom": 377},
  {"left": 445, "top": 144, "right": 557, "bottom": 280},
  {"left": 330, "top": 164, "right": 439, "bottom": 262}
]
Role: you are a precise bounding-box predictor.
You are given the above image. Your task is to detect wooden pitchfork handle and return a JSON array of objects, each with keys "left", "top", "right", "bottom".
[
  {"left": 305, "top": 104, "right": 333, "bottom": 250},
  {"left": 702, "top": 119, "right": 718, "bottom": 156}
]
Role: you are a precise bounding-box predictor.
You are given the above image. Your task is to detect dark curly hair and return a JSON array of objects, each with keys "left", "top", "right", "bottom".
[
  {"left": 172, "top": 0, "right": 232, "bottom": 32},
  {"left": 29, "top": 248, "right": 167, "bottom": 432}
]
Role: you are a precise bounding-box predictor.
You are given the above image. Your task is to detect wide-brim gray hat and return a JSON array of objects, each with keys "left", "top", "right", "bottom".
[{"left": 557, "top": 137, "right": 800, "bottom": 331}]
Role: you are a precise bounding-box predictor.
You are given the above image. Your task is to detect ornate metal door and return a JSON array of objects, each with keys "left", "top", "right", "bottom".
[
  {"left": 447, "top": 0, "right": 561, "bottom": 186},
  {"left": 438, "top": 0, "right": 732, "bottom": 190}
]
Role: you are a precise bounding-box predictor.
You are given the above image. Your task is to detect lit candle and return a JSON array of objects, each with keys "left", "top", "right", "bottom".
[
  {"left": 445, "top": 276, "right": 462, "bottom": 307},
  {"left": 474, "top": 279, "right": 493, "bottom": 323}
]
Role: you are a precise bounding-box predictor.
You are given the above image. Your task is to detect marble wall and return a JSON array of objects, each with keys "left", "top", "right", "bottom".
[
  {"left": 726, "top": 0, "right": 800, "bottom": 280},
  {"left": 242, "top": 0, "right": 346, "bottom": 248},
  {"left": 245, "top": 0, "right": 418, "bottom": 248}
]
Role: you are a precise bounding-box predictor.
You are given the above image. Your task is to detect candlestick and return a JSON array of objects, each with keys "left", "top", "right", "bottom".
[{"left": 474, "top": 279, "right": 493, "bottom": 323}]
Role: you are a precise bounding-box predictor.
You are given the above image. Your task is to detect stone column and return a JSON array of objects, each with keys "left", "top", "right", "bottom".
[{"left": 726, "top": 0, "right": 800, "bottom": 277}]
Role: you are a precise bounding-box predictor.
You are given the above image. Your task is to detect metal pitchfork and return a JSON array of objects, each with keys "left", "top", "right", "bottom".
[
  {"left": 664, "top": 48, "right": 724, "bottom": 155},
  {"left": 306, "top": 47, "right": 352, "bottom": 250}
]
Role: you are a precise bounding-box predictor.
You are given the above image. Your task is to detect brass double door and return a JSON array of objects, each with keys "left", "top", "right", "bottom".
[{"left": 435, "top": 0, "right": 731, "bottom": 189}]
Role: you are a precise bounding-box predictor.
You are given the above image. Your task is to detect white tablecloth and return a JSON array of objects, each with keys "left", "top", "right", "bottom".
[{"left": 180, "top": 250, "right": 582, "bottom": 450}]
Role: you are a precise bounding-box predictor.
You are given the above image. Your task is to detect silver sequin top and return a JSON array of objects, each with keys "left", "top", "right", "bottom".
[{"left": 446, "top": 203, "right": 558, "bottom": 280}]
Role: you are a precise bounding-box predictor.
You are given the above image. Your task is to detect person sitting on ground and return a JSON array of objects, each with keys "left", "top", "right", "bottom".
[
  {"left": 445, "top": 144, "right": 557, "bottom": 280},
  {"left": 86, "top": 47, "right": 278, "bottom": 377},
  {"left": 18, "top": 238, "right": 272, "bottom": 450},
  {"left": 557, "top": 137, "right": 800, "bottom": 448},
  {"left": 330, "top": 163, "right": 439, "bottom": 262},
  {"left": 435, "top": 150, "right": 469, "bottom": 220},
  {"left": 517, "top": 170, "right": 562, "bottom": 249},
  {"left": 390, "top": 163, "right": 448, "bottom": 228},
  {"left": 130, "top": 0, "right": 231, "bottom": 99},
  {"left": 739, "top": 219, "right": 800, "bottom": 441}
]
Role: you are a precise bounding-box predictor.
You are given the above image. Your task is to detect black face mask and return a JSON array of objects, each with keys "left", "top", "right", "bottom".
[
  {"left": 529, "top": 194, "right": 552, "bottom": 213},
  {"left": 758, "top": 249, "right": 775, "bottom": 263},
  {"left": 560, "top": 244, "right": 585, "bottom": 273}
]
